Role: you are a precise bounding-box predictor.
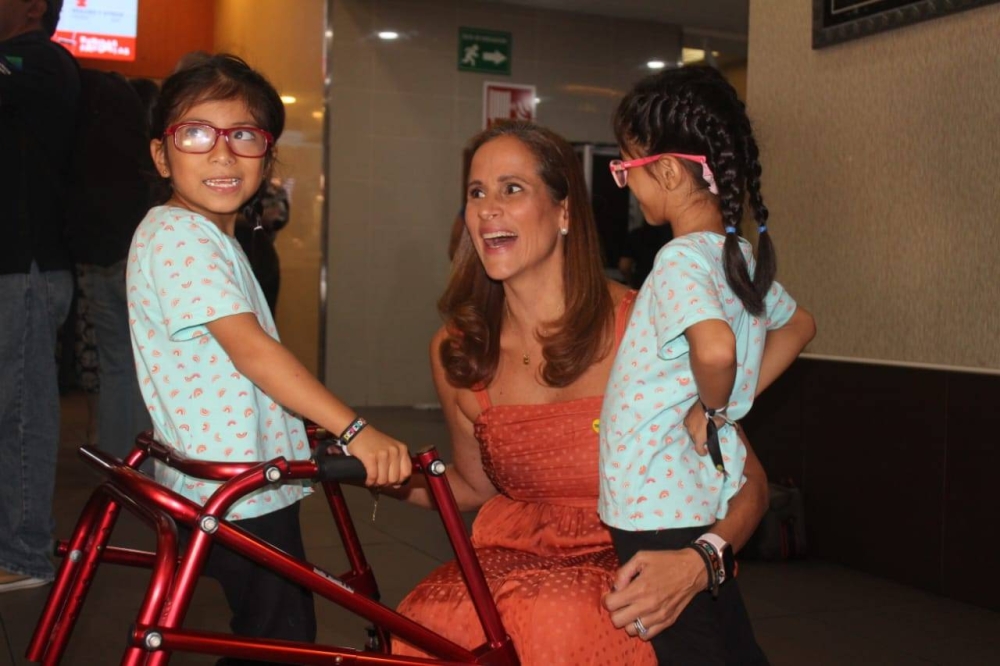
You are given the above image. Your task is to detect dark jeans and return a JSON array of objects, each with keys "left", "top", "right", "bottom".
[
  {"left": 610, "top": 526, "right": 768, "bottom": 666},
  {"left": 76, "top": 260, "right": 151, "bottom": 460},
  {"left": 186, "top": 501, "right": 316, "bottom": 666},
  {"left": 0, "top": 264, "right": 73, "bottom": 580}
]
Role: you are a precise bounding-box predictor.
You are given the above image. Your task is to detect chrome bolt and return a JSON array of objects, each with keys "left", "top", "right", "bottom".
[
  {"left": 144, "top": 631, "right": 163, "bottom": 650},
  {"left": 265, "top": 466, "right": 282, "bottom": 483},
  {"left": 199, "top": 515, "right": 219, "bottom": 533},
  {"left": 429, "top": 460, "right": 446, "bottom": 476},
  {"left": 68, "top": 549, "right": 82, "bottom": 562}
]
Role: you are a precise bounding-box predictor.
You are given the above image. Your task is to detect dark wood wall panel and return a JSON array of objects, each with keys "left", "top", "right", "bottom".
[
  {"left": 941, "top": 372, "right": 1000, "bottom": 608},
  {"left": 743, "top": 358, "right": 999, "bottom": 611},
  {"left": 802, "top": 362, "right": 947, "bottom": 592},
  {"left": 742, "top": 361, "right": 806, "bottom": 485}
]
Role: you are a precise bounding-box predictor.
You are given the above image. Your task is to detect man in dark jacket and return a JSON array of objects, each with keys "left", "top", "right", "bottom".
[{"left": 0, "top": 0, "right": 78, "bottom": 593}]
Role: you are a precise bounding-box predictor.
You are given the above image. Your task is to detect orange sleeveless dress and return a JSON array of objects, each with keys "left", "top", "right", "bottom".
[{"left": 394, "top": 293, "right": 655, "bottom": 665}]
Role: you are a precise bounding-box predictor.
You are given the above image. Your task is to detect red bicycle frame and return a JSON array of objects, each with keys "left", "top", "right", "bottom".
[{"left": 26, "top": 432, "right": 519, "bottom": 665}]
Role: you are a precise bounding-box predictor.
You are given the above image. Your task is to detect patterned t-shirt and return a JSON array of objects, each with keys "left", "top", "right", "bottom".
[
  {"left": 599, "top": 231, "right": 797, "bottom": 531},
  {"left": 126, "top": 206, "right": 311, "bottom": 520}
]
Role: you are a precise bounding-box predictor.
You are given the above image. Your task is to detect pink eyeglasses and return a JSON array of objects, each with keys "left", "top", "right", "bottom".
[{"left": 609, "top": 153, "right": 718, "bottom": 194}]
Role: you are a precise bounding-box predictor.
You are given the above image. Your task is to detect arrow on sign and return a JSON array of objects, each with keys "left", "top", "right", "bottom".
[{"left": 482, "top": 50, "right": 507, "bottom": 65}]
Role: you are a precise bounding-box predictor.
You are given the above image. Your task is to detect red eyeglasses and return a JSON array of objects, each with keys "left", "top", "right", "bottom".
[{"left": 164, "top": 122, "right": 274, "bottom": 158}]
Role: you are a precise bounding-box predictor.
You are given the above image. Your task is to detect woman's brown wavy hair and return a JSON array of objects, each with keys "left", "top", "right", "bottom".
[{"left": 439, "top": 121, "right": 614, "bottom": 389}]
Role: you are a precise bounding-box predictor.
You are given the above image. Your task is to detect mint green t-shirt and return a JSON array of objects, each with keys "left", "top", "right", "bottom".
[
  {"left": 599, "top": 232, "right": 797, "bottom": 532},
  {"left": 126, "top": 206, "right": 311, "bottom": 520}
]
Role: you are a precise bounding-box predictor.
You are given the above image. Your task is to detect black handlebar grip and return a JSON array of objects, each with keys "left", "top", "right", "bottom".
[{"left": 314, "top": 447, "right": 367, "bottom": 482}]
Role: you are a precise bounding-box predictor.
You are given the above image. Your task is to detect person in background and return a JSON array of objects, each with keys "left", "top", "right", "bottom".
[
  {"left": 617, "top": 220, "right": 673, "bottom": 289},
  {"left": 71, "top": 264, "right": 101, "bottom": 444},
  {"left": 0, "top": 0, "right": 79, "bottom": 593},
  {"left": 235, "top": 179, "right": 289, "bottom": 316},
  {"left": 67, "top": 68, "right": 154, "bottom": 460},
  {"left": 129, "top": 76, "right": 160, "bottom": 128}
]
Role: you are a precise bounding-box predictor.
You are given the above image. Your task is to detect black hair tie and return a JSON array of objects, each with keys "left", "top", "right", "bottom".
[{"left": 699, "top": 400, "right": 731, "bottom": 478}]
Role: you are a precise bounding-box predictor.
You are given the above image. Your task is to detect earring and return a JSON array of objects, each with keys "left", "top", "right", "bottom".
[{"left": 560, "top": 228, "right": 568, "bottom": 236}]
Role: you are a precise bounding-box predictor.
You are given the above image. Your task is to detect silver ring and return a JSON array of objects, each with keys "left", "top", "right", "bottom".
[{"left": 633, "top": 617, "right": 648, "bottom": 636}]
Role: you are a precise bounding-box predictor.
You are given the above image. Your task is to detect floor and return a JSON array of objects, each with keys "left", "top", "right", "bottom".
[{"left": 2, "top": 393, "right": 999, "bottom": 665}]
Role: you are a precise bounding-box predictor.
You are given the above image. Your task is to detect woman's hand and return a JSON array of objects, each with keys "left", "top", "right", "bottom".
[
  {"left": 344, "top": 426, "right": 412, "bottom": 488},
  {"left": 602, "top": 424, "right": 769, "bottom": 641},
  {"left": 603, "top": 548, "right": 708, "bottom": 641}
]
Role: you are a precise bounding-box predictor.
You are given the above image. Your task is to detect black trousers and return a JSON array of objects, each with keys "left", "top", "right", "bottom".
[
  {"left": 609, "top": 526, "right": 768, "bottom": 666},
  {"left": 183, "top": 501, "right": 317, "bottom": 666}
]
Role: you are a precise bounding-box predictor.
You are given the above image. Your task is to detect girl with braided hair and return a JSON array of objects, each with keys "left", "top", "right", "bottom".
[{"left": 598, "top": 66, "right": 816, "bottom": 664}]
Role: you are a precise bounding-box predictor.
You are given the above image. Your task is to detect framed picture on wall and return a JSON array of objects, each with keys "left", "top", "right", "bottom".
[{"left": 813, "top": 0, "right": 1000, "bottom": 48}]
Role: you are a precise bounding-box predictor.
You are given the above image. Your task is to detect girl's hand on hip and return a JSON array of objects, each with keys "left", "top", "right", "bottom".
[
  {"left": 684, "top": 402, "right": 710, "bottom": 457},
  {"left": 602, "top": 548, "right": 708, "bottom": 641}
]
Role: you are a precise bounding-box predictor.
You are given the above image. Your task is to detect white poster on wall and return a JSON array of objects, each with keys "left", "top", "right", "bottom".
[{"left": 52, "top": 0, "right": 139, "bottom": 62}]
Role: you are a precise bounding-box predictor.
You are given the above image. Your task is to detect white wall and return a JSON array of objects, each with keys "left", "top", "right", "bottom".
[
  {"left": 326, "top": 0, "right": 681, "bottom": 405},
  {"left": 747, "top": 1, "right": 1000, "bottom": 371}
]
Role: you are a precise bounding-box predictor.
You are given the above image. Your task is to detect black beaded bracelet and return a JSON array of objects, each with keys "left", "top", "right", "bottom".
[
  {"left": 694, "top": 538, "right": 726, "bottom": 586},
  {"left": 685, "top": 542, "right": 720, "bottom": 599},
  {"left": 334, "top": 416, "right": 368, "bottom": 456},
  {"left": 696, "top": 540, "right": 723, "bottom": 593}
]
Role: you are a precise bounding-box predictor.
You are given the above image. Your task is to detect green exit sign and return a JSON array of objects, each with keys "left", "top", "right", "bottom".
[{"left": 458, "top": 28, "right": 512, "bottom": 75}]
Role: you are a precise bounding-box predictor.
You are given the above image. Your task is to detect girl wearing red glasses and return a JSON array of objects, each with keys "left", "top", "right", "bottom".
[
  {"left": 599, "top": 66, "right": 816, "bottom": 665},
  {"left": 126, "top": 54, "right": 411, "bottom": 662}
]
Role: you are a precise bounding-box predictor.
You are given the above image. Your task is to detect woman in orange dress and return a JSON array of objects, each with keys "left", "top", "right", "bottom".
[{"left": 392, "top": 121, "right": 768, "bottom": 665}]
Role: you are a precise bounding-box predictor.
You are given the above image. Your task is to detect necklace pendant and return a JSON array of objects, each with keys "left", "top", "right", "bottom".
[{"left": 522, "top": 353, "right": 530, "bottom": 365}]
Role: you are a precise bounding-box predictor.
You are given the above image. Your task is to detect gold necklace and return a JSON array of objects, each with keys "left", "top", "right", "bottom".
[{"left": 505, "top": 302, "right": 533, "bottom": 366}]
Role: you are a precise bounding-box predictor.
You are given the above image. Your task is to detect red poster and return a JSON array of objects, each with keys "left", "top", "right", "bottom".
[{"left": 54, "top": 31, "right": 136, "bottom": 60}]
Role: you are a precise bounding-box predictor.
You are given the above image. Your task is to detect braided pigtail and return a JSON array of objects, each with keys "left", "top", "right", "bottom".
[
  {"left": 702, "top": 113, "right": 763, "bottom": 316},
  {"left": 742, "top": 128, "right": 775, "bottom": 299}
]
